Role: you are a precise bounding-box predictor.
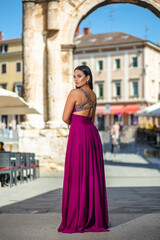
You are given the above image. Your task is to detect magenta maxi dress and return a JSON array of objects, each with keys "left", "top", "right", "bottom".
[{"left": 58, "top": 88, "right": 110, "bottom": 233}]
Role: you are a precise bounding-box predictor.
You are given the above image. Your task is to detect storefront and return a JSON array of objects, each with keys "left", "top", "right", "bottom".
[{"left": 95, "top": 104, "right": 140, "bottom": 130}]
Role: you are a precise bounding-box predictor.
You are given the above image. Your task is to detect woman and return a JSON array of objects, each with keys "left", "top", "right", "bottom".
[
  {"left": 58, "top": 65, "right": 110, "bottom": 233},
  {"left": 110, "top": 129, "right": 117, "bottom": 158}
]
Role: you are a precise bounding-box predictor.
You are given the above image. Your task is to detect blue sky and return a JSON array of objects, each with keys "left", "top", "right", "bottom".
[{"left": 0, "top": 1, "right": 160, "bottom": 45}]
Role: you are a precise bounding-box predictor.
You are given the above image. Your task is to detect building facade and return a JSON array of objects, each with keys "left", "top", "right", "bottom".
[
  {"left": 74, "top": 30, "right": 160, "bottom": 130},
  {"left": 1, "top": 30, "right": 160, "bottom": 130},
  {"left": 0, "top": 33, "right": 23, "bottom": 127}
]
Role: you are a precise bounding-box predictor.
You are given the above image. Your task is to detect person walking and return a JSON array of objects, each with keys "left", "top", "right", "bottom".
[
  {"left": 110, "top": 129, "right": 117, "bottom": 158},
  {"left": 58, "top": 65, "right": 110, "bottom": 233},
  {"left": 113, "top": 122, "right": 120, "bottom": 141},
  {"left": 8, "top": 121, "right": 13, "bottom": 138},
  {"left": 113, "top": 121, "right": 120, "bottom": 151},
  {"left": 0, "top": 142, "right": 8, "bottom": 187},
  {"left": 1, "top": 120, "right": 7, "bottom": 138}
]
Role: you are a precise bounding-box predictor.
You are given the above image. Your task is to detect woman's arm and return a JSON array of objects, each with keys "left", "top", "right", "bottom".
[
  {"left": 62, "top": 89, "right": 77, "bottom": 125},
  {"left": 91, "top": 109, "right": 96, "bottom": 124},
  {"left": 91, "top": 100, "right": 97, "bottom": 124}
]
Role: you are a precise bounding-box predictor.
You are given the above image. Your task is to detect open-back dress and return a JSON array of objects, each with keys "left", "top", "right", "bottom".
[{"left": 57, "top": 87, "right": 110, "bottom": 233}]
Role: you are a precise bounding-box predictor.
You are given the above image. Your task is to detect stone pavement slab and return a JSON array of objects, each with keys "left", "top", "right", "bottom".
[
  {"left": 0, "top": 180, "right": 160, "bottom": 240},
  {"left": 0, "top": 213, "right": 160, "bottom": 240},
  {"left": 0, "top": 138, "right": 160, "bottom": 240}
]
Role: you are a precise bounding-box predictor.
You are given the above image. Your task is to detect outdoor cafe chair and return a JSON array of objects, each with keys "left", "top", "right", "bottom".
[
  {"left": 0, "top": 152, "right": 14, "bottom": 188},
  {"left": 30, "top": 153, "right": 36, "bottom": 179},
  {"left": 35, "top": 158, "right": 40, "bottom": 178},
  {"left": 10, "top": 152, "right": 23, "bottom": 184},
  {"left": 20, "top": 153, "right": 30, "bottom": 182}
]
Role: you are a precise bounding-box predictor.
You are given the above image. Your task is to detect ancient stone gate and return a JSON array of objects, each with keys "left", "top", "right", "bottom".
[{"left": 21, "top": 0, "right": 160, "bottom": 170}]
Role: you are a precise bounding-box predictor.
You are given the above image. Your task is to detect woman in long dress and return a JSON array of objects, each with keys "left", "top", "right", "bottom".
[{"left": 58, "top": 65, "right": 110, "bottom": 233}]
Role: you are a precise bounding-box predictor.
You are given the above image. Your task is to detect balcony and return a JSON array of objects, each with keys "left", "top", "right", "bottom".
[
  {"left": 129, "top": 95, "right": 139, "bottom": 99},
  {"left": 112, "top": 96, "right": 121, "bottom": 101},
  {"left": 97, "top": 96, "right": 104, "bottom": 100}
]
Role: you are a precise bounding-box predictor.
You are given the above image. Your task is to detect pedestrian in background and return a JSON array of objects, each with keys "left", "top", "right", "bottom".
[
  {"left": 0, "top": 142, "right": 8, "bottom": 187},
  {"left": 8, "top": 121, "right": 13, "bottom": 138},
  {"left": 113, "top": 122, "right": 120, "bottom": 151},
  {"left": 16, "top": 121, "right": 22, "bottom": 137},
  {"left": 1, "top": 120, "right": 7, "bottom": 138},
  {"left": 113, "top": 122, "right": 120, "bottom": 141},
  {"left": 110, "top": 129, "right": 117, "bottom": 158}
]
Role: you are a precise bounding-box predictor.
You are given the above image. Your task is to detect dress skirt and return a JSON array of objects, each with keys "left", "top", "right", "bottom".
[{"left": 58, "top": 114, "right": 110, "bottom": 233}]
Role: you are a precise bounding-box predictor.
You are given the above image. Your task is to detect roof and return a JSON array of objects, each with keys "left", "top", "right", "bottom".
[
  {"left": 74, "top": 31, "right": 146, "bottom": 48},
  {"left": 0, "top": 38, "right": 22, "bottom": 44}
]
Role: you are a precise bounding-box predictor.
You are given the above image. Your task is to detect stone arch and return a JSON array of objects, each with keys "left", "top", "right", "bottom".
[
  {"left": 23, "top": 0, "right": 160, "bottom": 129},
  {"left": 22, "top": 0, "right": 160, "bottom": 165},
  {"left": 61, "top": 0, "right": 160, "bottom": 46}
]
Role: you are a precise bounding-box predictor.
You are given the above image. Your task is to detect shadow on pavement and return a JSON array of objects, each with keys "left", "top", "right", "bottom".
[
  {"left": 104, "top": 159, "right": 160, "bottom": 171},
  {"left": 0, "top": 187, "right": 160, "bottom": 228},
  {"left": 103, "top": 140, "right": 160, "bottom": 171}
]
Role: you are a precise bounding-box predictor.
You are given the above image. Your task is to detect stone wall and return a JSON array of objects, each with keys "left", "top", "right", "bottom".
[{"left": 19, "top": 128, "right": 69, "bottom": 171}]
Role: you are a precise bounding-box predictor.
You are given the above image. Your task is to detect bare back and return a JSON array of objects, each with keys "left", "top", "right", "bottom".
[{"left": 72, "top": 88, "right": 97, "bottom": 118}]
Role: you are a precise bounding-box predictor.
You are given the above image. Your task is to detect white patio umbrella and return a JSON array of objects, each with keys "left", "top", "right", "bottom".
[
  {"left": 135, "top": 102, "right": 160, "bottom": 117},
  {"left": 145, "top": 108, "right": 160, "bottom": 117},
  {"left": 0, "top": 88, "right": 41, "bottom": 115}
]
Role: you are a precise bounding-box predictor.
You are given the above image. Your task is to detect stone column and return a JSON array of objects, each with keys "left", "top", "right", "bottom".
[
  {"left": 61, "top": 44, "right": 75, "bottom": 104},
  {"left": 46, "top": 0, "right": 65, "bottom": 128},
  {"left": 23, "top": 0, "right": 45, "bottom": 129}
]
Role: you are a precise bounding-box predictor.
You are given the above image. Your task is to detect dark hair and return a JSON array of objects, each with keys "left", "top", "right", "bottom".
[
  {"left": 74, "top": 65, "right": 93, "bottom": 90},
  {"left": 0, "top": 142, "right": 4, "bottom": 147}
]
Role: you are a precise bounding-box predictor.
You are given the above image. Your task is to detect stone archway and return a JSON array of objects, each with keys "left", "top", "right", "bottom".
[{"left": 22, "top": 0, "right": 160, "bottom": 167}]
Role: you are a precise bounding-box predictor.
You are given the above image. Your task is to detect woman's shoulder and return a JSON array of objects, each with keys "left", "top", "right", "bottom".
[
  {"left": 69, "top": 88, "right": 96, "bottom": 100},
  {"left": 68, "top": 89, "right": 82, "bottom": 100},
  {"left": 69, "top": 88, "right": 81, "bottom": 96}
]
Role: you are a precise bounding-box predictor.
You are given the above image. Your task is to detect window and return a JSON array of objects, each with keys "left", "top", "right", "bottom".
[
  {"left": 1, "top": 63, "right": 7, "bottom": 74},
  {"left": 0, "top": 83, "right": 7, "bottom": 89},
  {"left": 0, "top": 44, "right": 8, "bottom": 53},
  {"left": 130, "top": 79, "right": 139, "bottom": 98},
  {"left": 115, "top": 82, "right": 121, "bottom": 97},
  {"left": 96, "top": 82, "right": 104, "bottom": 99},
  {"left": 16, "top": 62, "right": 22, "bottom": 72},
  {"left": 113, "top": 114, "right": 122, "bottom": 124},
  {"left": 14, "top": 82, "right": 22, "bottom": 96},
  {"left": 98, "top": 83, "right": 104, "bottom": 98},
  {"left": 114, "top": 58, "right": 121, "bottom": 70},
  {"left": 152, "top": 80, "right": 155, "bottom": 98},
  {"left": 81, "top": 61, "right": 87, "bottom": 66},
  {"left": 158, "top": 83, "right": 160, "bottom": 100},
  {"left": 97, "top": 60, "right": 104, "bottom": 71},
  {"left": 131, "top": 114, "right": 138, "bottom": 125},
  {"left": 133, "top": 81, "right": 138, "bottom": 96},
  {"left": 97, "top": 115, "right": 105, "bottom": 131},
  {"left": 131, "top": 56, "right": 138, "bottom": 68}
]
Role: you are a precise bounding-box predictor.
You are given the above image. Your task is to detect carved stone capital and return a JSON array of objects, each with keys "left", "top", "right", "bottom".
[
  {"left": 22, "top": 0, "right": 36, "bottom": 3},
  {"left": 23, "top": 0, "right": 60, "bottom": 3},
  {"left": 61, "top": 44, "right": 75, "bottom": 51}
]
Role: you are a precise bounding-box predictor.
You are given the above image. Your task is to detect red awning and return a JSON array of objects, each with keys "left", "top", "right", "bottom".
[
  {"left": 96, "top": 104, "right": 140, "bottom": 115},
  {"left": 125, "top": 104, "right": 140, "bottom": 114},
  {"left": 110, "top": 105, "right": 125, "bottom": 115},
  {"left": 95, "top": 106, "right": 106, "bottom": 115}
]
